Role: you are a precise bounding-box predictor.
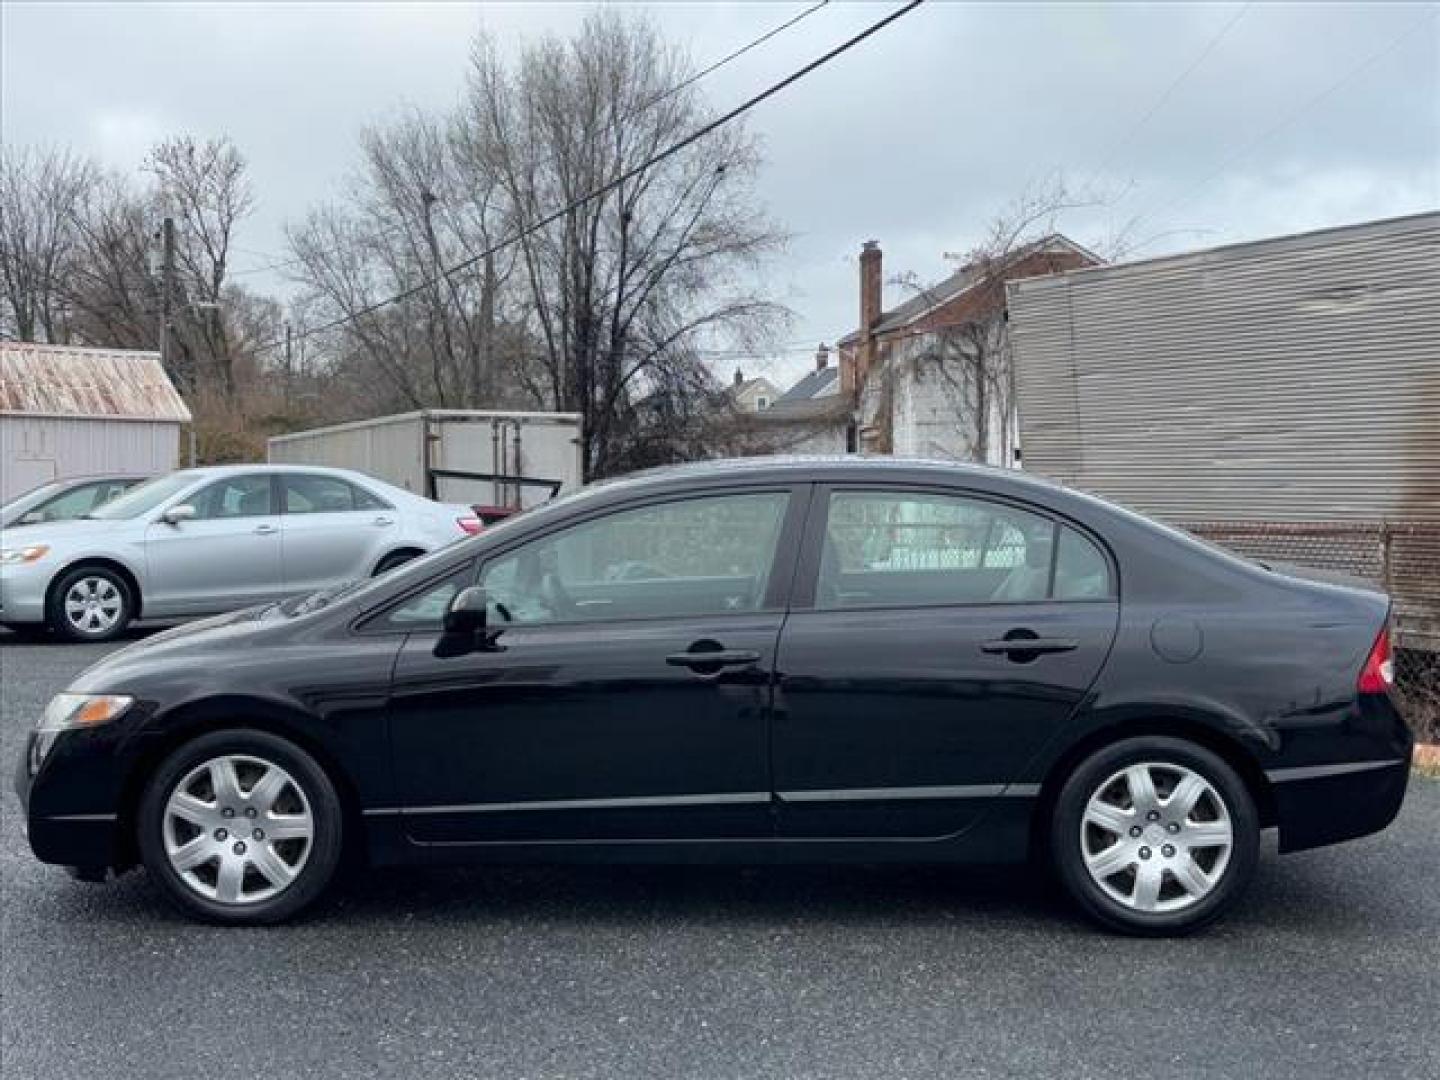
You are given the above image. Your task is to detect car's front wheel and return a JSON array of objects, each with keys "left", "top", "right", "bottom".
[
  {"left": 46, "top": 565, "right": 135, "bottom": 643},
  {"left": 1051, "top": 736, "right": 1259, "bottom": 936},
  {"left": 137, "top": 730, "right": 344, "bottom": 925}
]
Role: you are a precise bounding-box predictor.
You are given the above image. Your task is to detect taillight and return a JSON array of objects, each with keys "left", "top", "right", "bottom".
[
  {"left": 1357, "top": 626, "right": 1394, "bottom": 694},
  {"left": 456, "top": 516, "right": 482, "bottom": 536}
]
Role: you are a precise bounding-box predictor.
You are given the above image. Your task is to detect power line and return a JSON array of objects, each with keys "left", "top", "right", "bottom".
[
  {"left": 1123, "top": 7, "right": 1435, "bottom": 245},
  {"left": 1084, "top": 2, "right": 1252, "bottom": 192},
  {"left": 253, "top": 0, "right": 925, "bottom": 357},
  {"left": 228, "top": 0, "right": 833, "bottom": 282}
]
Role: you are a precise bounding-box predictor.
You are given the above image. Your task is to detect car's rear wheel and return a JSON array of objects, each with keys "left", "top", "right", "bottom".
[
  {"left": 46, "top": 565, "right": 134, "bottom": 643},
  {"left": 373, "top": 549, "right": 421, "bottom": 576},
  {"left": 1051, "top": 736, "right": 1259, "bottom": 936},
  {"left": 137, "top": 730, "right": 343, "bottom": 925}
]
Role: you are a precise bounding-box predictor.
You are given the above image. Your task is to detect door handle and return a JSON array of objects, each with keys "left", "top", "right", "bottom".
[
  {"left": 981, "top": 637, "right": 1078, "bottom": 657},
  {"left": 253, "top": 523, "right": 278, "bottom": 535},
  {"left": 665, "top": 649, "right": 761, "bottom": 670}
]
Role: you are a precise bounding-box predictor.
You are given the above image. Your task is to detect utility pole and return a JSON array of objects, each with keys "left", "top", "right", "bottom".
[{"left": 158, "top": 216, "right": 175, "bottom": 380}]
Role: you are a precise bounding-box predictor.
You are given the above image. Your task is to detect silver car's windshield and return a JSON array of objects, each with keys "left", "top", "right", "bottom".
[{"left": 86, "top": 473, "right": 195, "bottom": 520}]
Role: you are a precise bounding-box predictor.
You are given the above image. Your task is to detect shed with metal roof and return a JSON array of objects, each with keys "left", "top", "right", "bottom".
[{"left": 0, "top": 342, "right": 191, "bottom": 501}]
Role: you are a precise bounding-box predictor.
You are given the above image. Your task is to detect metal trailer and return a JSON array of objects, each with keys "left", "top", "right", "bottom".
[
  {"left": 1006, "top": 211, "right": 1440, "bottom": 651},
  {"left": 0, "top": 343, "right": 192, "bottom": 502},
  {"left": 266, "top": 409, "right": 584, "bottom": 511}
]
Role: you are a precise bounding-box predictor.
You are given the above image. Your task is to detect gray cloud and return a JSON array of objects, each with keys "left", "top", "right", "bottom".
[{"left": 4, "top": 1, "right": 1434, "bottom": 386}]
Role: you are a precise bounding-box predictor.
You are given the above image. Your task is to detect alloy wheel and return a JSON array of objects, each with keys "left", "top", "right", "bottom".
[
  {"left": 162, "top": 754, "right": 314, "bottom": 905},
  {"left": 63, "top": 576, "right": 124, "bottom": 636},
  {"left": 1080, "top": 762, "right": 1234, "bottom": 914}
]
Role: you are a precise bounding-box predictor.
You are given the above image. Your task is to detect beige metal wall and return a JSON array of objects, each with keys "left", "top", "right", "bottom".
[
  {"left": 0, "top": 416, "right": 182, "bottom": 501},
  {"left": 1008, "top": 212, "right": 1440, "bottom": 523}
]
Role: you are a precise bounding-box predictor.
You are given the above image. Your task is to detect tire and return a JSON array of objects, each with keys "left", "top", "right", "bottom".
[
  {"left": 46, "top": 565, "right": 134, "bottom": 643},
  {"left": 1, "top": 623, "right": 51, "bottom": 642},
  {"left": 137, "top": 729, "right": 344, "bottom": 925},
  {"left": 373, "top": 550, "right": 420, "bottom": 576},
  {"left": 1050, "top": 736, "right": 1259, "bottom": 936}
]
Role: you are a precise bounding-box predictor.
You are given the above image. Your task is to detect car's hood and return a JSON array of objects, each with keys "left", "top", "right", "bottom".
[
  {"left": 70, "top": 605, "right": 284, "bottom": 692},
  {"left": 0, "top": 516, "right": 139, "bottom": 548}
]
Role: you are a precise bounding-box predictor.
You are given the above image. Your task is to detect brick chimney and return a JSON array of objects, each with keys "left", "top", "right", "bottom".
[
  {"left": 843, "top": 240, "right": 883, "bottom": 395},
  {"left": 815, "top": 343, "right": 830, "bottom": 371},
  {"left": 860, "top": 240, "right": 882, "bottom": 332}
]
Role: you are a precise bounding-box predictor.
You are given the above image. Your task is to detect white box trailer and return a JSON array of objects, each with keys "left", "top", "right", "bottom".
[{"left": 267, "top": 409, "right": 583, "bottom": 511}]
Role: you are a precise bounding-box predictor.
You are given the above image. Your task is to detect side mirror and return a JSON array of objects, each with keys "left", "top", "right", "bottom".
[
  {"left": 443, "top": 586, "right": 489, "bottom": 637},
  {"left": 162, "top": 503, "right": 197, "bottom": 525}
]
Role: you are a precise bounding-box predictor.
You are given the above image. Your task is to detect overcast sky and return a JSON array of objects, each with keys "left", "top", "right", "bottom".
[{"left": 3, "top": 1, "right": 1436, "bottom": 386}]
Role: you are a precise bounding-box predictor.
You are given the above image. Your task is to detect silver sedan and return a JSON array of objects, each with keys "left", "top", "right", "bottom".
[{"left": 0, "top": 465, "right": 481, "bottom": 641}]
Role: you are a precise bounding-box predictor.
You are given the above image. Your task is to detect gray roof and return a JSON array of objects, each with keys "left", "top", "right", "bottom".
[
  {"left": 837, "top": 234, "right": 1098, "bottom": 347},
  {"left": 775, "top": 366, "right": 839, "bottom": 404}
]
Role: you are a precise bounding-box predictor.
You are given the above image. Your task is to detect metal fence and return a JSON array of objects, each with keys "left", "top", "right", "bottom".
[{"left": 1187, "top": 520, "right": 1440, "bottom": 742}]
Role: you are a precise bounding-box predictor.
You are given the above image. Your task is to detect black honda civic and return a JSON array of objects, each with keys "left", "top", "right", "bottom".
[{"left": 15, "top": 458, "right": 1413, "bottom": 934}]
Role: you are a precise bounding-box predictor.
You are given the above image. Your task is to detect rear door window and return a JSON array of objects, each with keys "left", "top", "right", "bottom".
[{"left": 816, "top": 491, "right": 1111, "bottom": 608}]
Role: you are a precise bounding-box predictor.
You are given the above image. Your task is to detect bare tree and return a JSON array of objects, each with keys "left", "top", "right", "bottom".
[
  {"left": 888, "top": 178, "right": 1094, "bottom": 465},
  {"left": 287, "top": 109, "right": 522, "bottom": 414},
  {"left": 0, "top": 145, "right": 98, "bottom": 342},
  {"left": 146, "top": 135, "right": 255, "bottom": 398},
  {"left": 64, "top": 172, "right": 162, "bottom": 353},
  {"left": 462, "top": 10, "right": 788, "bottom": 477}
]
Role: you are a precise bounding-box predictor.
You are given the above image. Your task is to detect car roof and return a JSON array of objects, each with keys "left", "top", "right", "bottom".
[
  {"left": 594, "top": 455, "right": 1076, "bottom": 502},
  {"left": 169, "top": 464, "right": 378, "bottom": 480}
]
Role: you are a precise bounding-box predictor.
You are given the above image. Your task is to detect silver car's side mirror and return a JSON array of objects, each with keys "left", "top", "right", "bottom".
[{"left": 162, "top": 503, "right": 197, "bottom": 525}]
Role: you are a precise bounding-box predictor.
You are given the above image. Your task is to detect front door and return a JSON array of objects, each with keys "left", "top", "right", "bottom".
[
  {"left": 773, "top": 486, "right": 1119, "bottom": 839},
  {"left": 384, "top": 487, "right": 806, "bottom": 843},
  {"left": 143, "top": 473, "right": 285, "bottom": 614}
]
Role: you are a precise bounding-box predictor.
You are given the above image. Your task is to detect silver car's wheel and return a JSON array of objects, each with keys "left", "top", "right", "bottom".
[
  {"left": 1080, "top": 762, "right": 1234, "bottom": 914},
  {"left": 63, "top": 575, "right": 125, "bottom": 636},
  {"left": 162, "top": 754, "right": 314, "bottom": 906}
]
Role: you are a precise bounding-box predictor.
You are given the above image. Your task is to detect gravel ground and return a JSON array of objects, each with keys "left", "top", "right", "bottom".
[{"left": 3, "top": 631, "right": 1437, "bottom": 1080}]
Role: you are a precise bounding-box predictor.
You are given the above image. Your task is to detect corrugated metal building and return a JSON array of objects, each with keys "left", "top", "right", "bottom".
[
  {"left": 0, "top": 342, "right": 192, "bottom": 501},
  {"left": 1006, "top": 211, "right": 1440, "bottom": 647}
]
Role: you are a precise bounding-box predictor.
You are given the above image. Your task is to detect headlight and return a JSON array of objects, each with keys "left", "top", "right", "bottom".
[
  {"left": 0, "top": 544, "right": 50, "bottom": 565},
  {"left": 29, "top": 693, "right": 134, "bottom": 775},
  {"left": 41, "top": 692, "right": 134, "bottom": 731}
]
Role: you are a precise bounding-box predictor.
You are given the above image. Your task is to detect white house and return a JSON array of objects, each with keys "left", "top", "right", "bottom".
[{"left": 0, "top": 342, "right": 191, "bottom": 501}]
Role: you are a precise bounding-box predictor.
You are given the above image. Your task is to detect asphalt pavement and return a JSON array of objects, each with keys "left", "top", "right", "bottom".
[{"left": 2, "top": 630, "right": 1437, "bottom": 1080}]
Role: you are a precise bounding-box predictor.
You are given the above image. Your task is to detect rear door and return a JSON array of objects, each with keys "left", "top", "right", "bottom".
[
  {"left": 773, "top": 485, "right": 1119, "bottom": 839},
  {"left": 143, "top": 473, "right": 285, "bottom": 613},
  {"left": 279, "top": 472, "right": 396, "bottom": 592}
]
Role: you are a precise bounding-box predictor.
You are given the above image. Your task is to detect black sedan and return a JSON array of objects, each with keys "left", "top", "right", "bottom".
[{"left": 15, "top": 458, "right": 1413, "bottom": 934}]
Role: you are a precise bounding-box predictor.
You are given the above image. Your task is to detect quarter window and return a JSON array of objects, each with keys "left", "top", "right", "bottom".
[
  {"left": 1053, "top": 525, "right": 1112, "bottom": 600},
  {"left": 189, "top": 475, "right": 274, "bottom": 519},
  {"left": 480, "top": 492, "right": 789, "bottom": 625},
  {"left": 817, "top": 491, "right": 1110, "bottom": 608}
]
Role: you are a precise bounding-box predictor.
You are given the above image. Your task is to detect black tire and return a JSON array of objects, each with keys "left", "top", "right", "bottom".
[
  {"left": 373, "top": 549, "right": 420, "bottom": 576},
  {"left": 46, "top": 565, "right": 134, "bottom": 643},
  {"left": 137, "top": 729, "right": 344, "bottom": 925},
  {"left": 1050, "top": 736, "right": 1259, "bottom": 936}
]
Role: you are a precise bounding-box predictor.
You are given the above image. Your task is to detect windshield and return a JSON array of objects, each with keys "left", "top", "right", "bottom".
[
  {"left": 86, "top": 473, "right": 197, "bottom": 520},
  {"left": 0, "top": 481, "right": 62, "bottom": 515}
]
